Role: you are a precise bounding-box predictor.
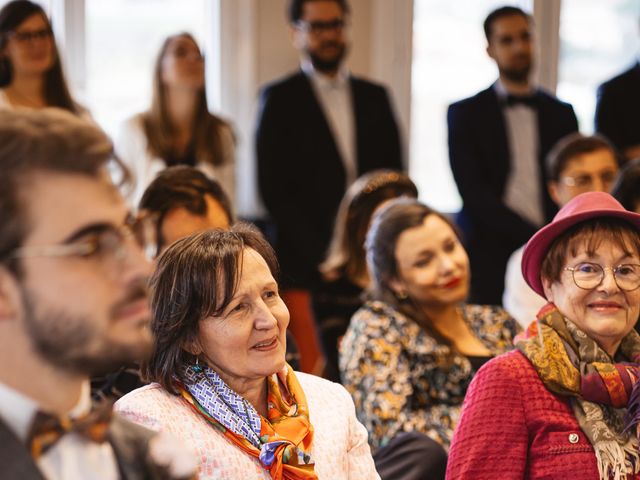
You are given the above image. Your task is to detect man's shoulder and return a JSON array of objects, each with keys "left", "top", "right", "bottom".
[
  {"left": 448, "top": 86, "right": 497, "bottom": 112},
  {"left": 349, "top": 75, "right": 389, "bottom": 94},
  {"left": 260, "top": 71, "right": 309, "bottom": 97},
  {"left": 598, "top": 63, "right": 640, "bottom": 93},
  {"left": 535, "top": 88, "right": 574, "bottom": 111}
]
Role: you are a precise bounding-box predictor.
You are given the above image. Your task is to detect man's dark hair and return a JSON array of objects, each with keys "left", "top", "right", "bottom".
[
  {"left": 288, "top": 0, "right": 350, "bottom": 24},
  {"left": 0, "top": 109, "right": 120, "bottom": 275},
  {"left": 483, "top": 6, "right": 530, "bottom": 41},
  {"left": 612, "top": 158, "right": 640, "bottom": 212},
  {"left": 139, "top": 165, "right": 234, "bottom": 253},
  {"left": 545, "top": 133, "right": 619, "bottom": 182}
]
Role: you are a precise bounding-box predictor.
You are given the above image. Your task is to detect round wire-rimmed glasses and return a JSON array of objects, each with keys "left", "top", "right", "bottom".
[{"left": 564, "top": 262, "right": 640, "bottom": 292}]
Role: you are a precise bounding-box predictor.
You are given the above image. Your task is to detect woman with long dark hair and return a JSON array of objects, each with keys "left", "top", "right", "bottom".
[
  {"left": 340, "top": 198, "right": 519, "bottom": 478},
  {"left": 116, "top": 32, "right": 235, "bottom": 207},
  {"left": 0, "top": 0, "right": 81, "bottom": 113},
  {"left": 115, "top": 225, "right": 379, "bottom": 479},
  {"left": 314, "top": 169, "right": 418, "bottom": 382}
]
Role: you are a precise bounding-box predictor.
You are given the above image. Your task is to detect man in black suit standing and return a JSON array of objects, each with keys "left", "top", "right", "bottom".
[
  {"left": 447, "top": 6, "right": 578, "bottom": 305},
  {"left": 595, "top": 62, "right": 640, "bottom": 162},
  {"left": 0, "top": 110, "right": 195, "bottom": 479},
  {"left": 256, "top": 0, "right": 402, "bottom": 372}
]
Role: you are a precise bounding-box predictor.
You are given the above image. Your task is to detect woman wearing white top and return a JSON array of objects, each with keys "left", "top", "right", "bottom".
[
  {"left": 116, "top": 32, "right": 235, "bottom": 207},
  {"left": 0, "top": 0, "right": 86, "bottom": 115}
]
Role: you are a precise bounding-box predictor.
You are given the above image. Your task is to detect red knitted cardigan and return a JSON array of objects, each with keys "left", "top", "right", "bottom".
[{"left": 446, "top": 350, "right": 640, "bottom": 480}]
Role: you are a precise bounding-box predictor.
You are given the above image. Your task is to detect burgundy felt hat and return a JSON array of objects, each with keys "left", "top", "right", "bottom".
[{"left": 521, "top": 192, "right": 640, "bottom": 298}]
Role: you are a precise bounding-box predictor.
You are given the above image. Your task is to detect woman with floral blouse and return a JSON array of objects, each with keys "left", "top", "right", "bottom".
[{"left": 340, "top": 198, "right": 519, "bottom": 475}]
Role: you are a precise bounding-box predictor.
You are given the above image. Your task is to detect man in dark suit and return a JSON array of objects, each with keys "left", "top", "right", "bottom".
[
  {"left": 0, "top": 110, "right": 195, "bottom": 479},
  {"left": 595, "top": 62, "right": 640, "bottom": 162},
  {"left": 256, "top": 0, "right": 402, "bottom": 372},
  {"left": 448, "top": 6, "right": 578, "bottom": 305}
]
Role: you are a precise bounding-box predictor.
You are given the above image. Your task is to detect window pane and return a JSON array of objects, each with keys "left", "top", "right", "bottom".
[
  {"left": 557, "top": 0, "right": 640, "bottom": 134},
  {"left": 411, "top": 0, "right": 532, "bottom": 212},
  {"left": 85, "top": 0, "right": 209, "bottom": 137}
]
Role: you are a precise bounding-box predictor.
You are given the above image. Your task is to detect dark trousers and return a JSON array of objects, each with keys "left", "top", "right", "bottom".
[{"left": 374, "top": 432, "right": 447, "bottom": 480}]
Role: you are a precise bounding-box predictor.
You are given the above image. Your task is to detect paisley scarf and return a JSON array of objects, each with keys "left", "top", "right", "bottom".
[
  {"left": 517, "top": 303, "right": 640, "bottom": 480},
  {"left": 175, "top": 363, "right": 317, "bottom": 480}
]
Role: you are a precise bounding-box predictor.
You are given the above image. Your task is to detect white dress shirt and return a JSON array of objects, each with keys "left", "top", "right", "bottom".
[
  {"left": 503, "top": 245, "right": 547, "bottom": 329},
  {"left": 495, "top": 80, "right": 545, "bottom": 228},
  {"left": 302, "top": 61, "right": 357, "bottom": 188},
  {"left": 0, "top": 381, "right": 119, "bottom": 480}
]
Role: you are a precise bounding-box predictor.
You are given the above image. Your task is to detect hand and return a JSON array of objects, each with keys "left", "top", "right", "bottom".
[{"left": 148, "top": 432, "right": 199, "bottom": 479}]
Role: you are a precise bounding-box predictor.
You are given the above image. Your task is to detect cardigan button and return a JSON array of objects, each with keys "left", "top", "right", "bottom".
[{"left": 568, "top": 433, "right": 579, "bottom": 444}]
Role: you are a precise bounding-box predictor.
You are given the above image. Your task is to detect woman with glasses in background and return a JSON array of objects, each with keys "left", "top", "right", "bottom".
[
  {"left": 116, "top": 32, "right": 235, "bottom": 207},
  {"left": 503, "top": 133, "right": 620, "bottom": 329},
  {"left": 447, "top": 191, "right": 640, "bottom": 480},
  {"left": 0, "top": 0, "right": 85, "bottom": 115}
]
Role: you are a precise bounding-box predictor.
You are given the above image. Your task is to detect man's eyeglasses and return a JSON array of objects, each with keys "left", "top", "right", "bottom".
[
  {"left": 561, "top": 171, "right": 618, "bottom": 190},
  {"left": 10, "top": 28, "right": 52, "bottom": 43},
  {"left": 296, "top": 19, "right": 346, "bottom": 36},
  {"left": 8, "top": 214, "right": 157, "bottom": 266},
  {"left": 564, "top": 262, "right": 640, "bottom": 292}
]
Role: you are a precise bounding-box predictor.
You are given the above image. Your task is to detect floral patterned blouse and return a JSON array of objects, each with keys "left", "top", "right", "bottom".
[{"left": 339, "top": 300, "right": 520, "bottom": 451}]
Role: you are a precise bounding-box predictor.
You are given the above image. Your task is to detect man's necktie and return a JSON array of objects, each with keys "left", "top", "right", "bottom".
[
  {"left": 505, "top": 93, "right": 538, "bottom": 108},
  {"left": 27, "top": 400, "right": 113, "bottom": 459}
]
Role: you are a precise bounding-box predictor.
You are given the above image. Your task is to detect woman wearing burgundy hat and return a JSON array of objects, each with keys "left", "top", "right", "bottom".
[{"left": 447, "top": 191, "right": 640, "bottom": 480}]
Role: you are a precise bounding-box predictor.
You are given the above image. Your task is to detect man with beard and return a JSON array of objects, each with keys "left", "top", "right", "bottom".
[
  {"left": 447, "top": 6, "right": 578, "bottom": 306},
  {"left": 0, "top": 110, "right": 196, "bottom": 479},
  {"left": 256, "top": 0, "right": 402, "bottom": 374}
]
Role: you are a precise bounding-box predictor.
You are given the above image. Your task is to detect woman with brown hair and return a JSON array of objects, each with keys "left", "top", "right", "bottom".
[
  {"left": 447, "top": 192, "right": 640, "bottom": 479},
  {"left": 116, "top": 32, "right": 235, "bottom": 207},
  {"left": 314, "top": 169, "right": 418, "bottom": 382},
  {"left": 115, "top": 225, "right": 378, "bottom": 479},
  {"left": 340, "top": 197, "right": 519, "bottom": 478},
  {"left": 0, "top": 0, "right": 84, "bottom": 114}
]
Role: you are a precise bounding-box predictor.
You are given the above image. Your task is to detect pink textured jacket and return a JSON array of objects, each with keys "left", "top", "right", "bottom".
[
  {"left": 446, "top": 350, "right": 640, "bottom": 480},
  {"left": 115, "top": 371, "right": 380, "bottom": 480}
]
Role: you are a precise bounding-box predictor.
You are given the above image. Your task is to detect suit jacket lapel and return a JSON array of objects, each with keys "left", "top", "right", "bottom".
[
  {"left": 0, "top": 418, "right": 46, "bottom": 480},
  {"left": 535, "top": 91, "right": 553, "bottom": 166},
  {"left": 350, "top": 76, "right": 365, "bottom": 173},
  {"left": 483, "top": 87, "right": 511, "bottom": 177}
]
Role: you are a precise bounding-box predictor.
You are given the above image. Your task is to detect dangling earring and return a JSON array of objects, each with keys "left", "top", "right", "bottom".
[
  {"left": 192, "top": 356, "right": 203, "bottom": 373},
  {"left": 396, "top": 290, "right": 408, "bottom": 301}
]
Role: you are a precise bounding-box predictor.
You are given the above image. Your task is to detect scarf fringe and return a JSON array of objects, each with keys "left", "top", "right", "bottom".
[
  {"left": 624, "top": 377, "right": 640, "bottom": 433},
  {"left": 594, "top": 441, "right": 640, "bottom": 480}
]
